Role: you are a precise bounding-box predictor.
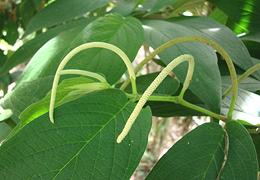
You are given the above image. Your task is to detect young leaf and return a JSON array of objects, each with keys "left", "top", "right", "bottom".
[
  {"left": 0, "top": 89, "right": 152, "bottom": 179},
  {"left": 19, "top": 77, "right": 110, "bottom": 125}
]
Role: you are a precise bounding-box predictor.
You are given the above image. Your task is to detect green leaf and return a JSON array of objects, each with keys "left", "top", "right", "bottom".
[
  {"left": 17, "top": 0, "right": 42, "bottom": 27},
  {"left": 112, "top": 0, "right": 140, "bottom": 15},
  {"left": 19, "top": 77, "right": 110, "bottom": 126},
  {"left": 0, "top": 76, "right": 54, "bottom": 122},
  {"left": 25, "top": 0, "right": 109, "bottom": 34},
  {"left": 251, "top": 133, "right": 260, "bottom": 169},
  {"left": 1, "top": 14, "right": 144, "bottom": 120},
  {"left": 0, "top": 123, "right": 12, "bottom": 142},
  {"left": 123, "top": 72, "right": 180, "bottom": 95},
  {"left": 142, "top": 19, "right": 221, "bottom": 113},
  {"left": 0, "top": 73, "right": 11, "bottom": 94},
  {"left": 146, "top": 121, "right": 258, "bottom": 179},
  {"left": 220, "top": 121, "right": 258, "bottom": 179},
  {"left": 146, "top": 122, "right": 226, "bottom": 179},
  {"left": 0, "top": 89, "right": 152, "bottom": 179},
  {"left": 143, "top": 0, "right": 176, "bottom": 13},
  {"left": 242, "top": 33, "right": 260, "bottom": 59},
  {"left": 208, "top": 0, "right": 260, "bottom": 33},
  {"left": 209, "top": 8, "right": 228, "bottom": 25},
  {"left": 173, "top": 17, "right": 258, "bottom": 76},
  {"left": 122, "top": 72, "right": 204, "bottom": 117},
  {"left": 0, "top": 51, "right": 5, "bottom": 67},
  {"left": 222, "top": 76, "right": 260, "bottom": 93},
  {"left": 19, "top": 14, "right": 144, "bottom": 85},
  {"left": 0, "top": 18, "right": 93, "bottom": 75},
  {"left": 222, "top": 88, "right": 260, "bottom": 126},
  {"left": 147, "top": 89, "right": 204, "bottom": 117},
  {"left": 3, "top": 20, "right": 19, "bottom": 45},
  {"left": 142, "top": 0, "right": 204, "bottom": 14}
]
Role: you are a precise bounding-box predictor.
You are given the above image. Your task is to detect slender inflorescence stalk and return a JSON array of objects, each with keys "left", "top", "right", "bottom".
[
  {"left": 117, "top": 54, "right": 195, "bottom": 143},
  {"left": 223, "top": 63, "right": 260, "bottom": 97},
  {"left": 120, "top": 36, "right": 238, "bottom": 120},
  {"left": 49, "top": 42, "right": 136, "bottom": 123}
]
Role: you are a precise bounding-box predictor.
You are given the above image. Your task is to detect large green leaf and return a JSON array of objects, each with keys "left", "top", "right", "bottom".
[
  {"left": 1, "top": 14, "right": 143, "bottom": 120},
  {"left": 0, "top": 89, "right": 152, "bottom": 179},
  {"left": 209, "top": 0, "right": 260, "bottom": 33},
  {"left": 146, "top": 122, "right": 226, "bottom": 179},
  {"left": 220, "top": 121, "right": 258, "bottom": 179},
  {"left": 146, "top": 121, "right": 258, "bottom": 179},
  {"left": 25, "top": 0, "right": 109, "bottom": 34},
  {"left": 173, "top": 17, "right": 258, "bottom": 76},
  {"left": 0, "top": 18, "right": 93, "bottom": 75},
  {"left": 142, "top": 19, "right": 221, "bottom": 113},
  {"left": 19, "top": 14, "right": 144, "bottom": 85}
]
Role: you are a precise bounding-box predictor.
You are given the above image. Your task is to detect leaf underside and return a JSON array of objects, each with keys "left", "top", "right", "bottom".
[
  {"left": 0, "top": 89, "right": 152, "bottom": 179},
  {"left": 146, "top": 121, "right": 258, "bottom": 179}
]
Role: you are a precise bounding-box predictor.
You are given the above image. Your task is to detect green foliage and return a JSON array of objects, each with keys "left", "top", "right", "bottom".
[
  {"left": 0, "top": 0, "right": 259, "bottom": 179},
  {"left": 0, "top": 89, "right": 152, "bottom": 179},
  {"left": 209, "top": 0, "right": 260, "bottom": 34},
  {"left": 25, "top": 0, "right": 110, "bottom": 34},
  {"left": 147, "top": 121, "right": 258, "bottom": 179}
]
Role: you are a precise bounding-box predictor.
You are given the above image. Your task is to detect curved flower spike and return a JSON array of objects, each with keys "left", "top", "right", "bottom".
[
  {"left": 117, "top": 54, "right": 195, "bottom": 143},
  {"left": 49, "top": 42, "right": 136, "bottom": 123}
]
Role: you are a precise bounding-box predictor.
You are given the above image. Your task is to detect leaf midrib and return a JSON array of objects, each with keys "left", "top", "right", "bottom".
[{"left": 52, "top": 100, "right": 131, "bottom": 179}]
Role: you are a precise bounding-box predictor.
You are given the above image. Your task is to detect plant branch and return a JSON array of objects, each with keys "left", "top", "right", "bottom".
[
  {"left": 117, "top": 54, "right": 195, "bottom": 143},
  {"left": 120, "top": 36, "right": 238, "bottom": 120},
  {"left": 126, "top": 93, "right": 226, "bottom": 121}
]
